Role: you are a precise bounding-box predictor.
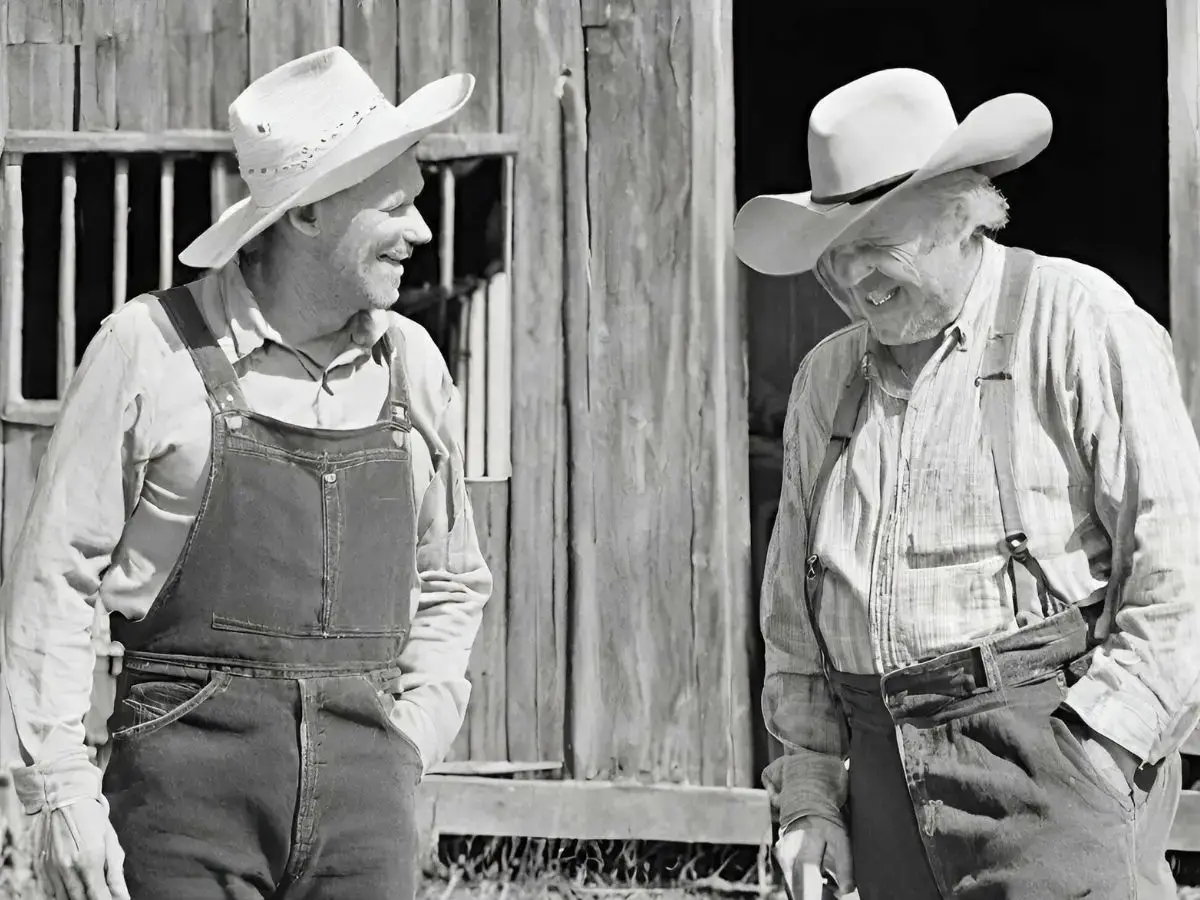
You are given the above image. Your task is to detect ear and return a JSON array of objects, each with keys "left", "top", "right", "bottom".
[{"left": 284, "top": 203, "right": 320, "bottom": 237}]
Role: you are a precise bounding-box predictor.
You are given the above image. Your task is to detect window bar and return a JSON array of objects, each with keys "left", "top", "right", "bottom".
[
  {"left": 113, "top": 158, "right": 129, "bottom": 310},
  {"left": 159, "top": 157, "right": 175, "bottom": 290},
  {"left": 58, "top": 157, "right": 78, "bottom": 396},
  {"left": 438, "top": 164, "right": 468, "bottom": 451},
  {"left": 485, "top": 156, "right": 516, "bottom": 478},
  {"left": 210, "top": 154, "right": 228, "bottom": 221},
  {"left": 466, "top": 281, "right": 487, "bottom": 479},
  {"left": 2, "top": 154, "right": 25, "bottom": 409}
]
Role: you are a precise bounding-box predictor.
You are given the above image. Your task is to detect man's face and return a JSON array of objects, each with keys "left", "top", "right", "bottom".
[
  {"left": 816, "top": 190, "right": 975, "bottom": 346},
  {"left": 311, "top": 149, "right": 432, "bottom": 312}
]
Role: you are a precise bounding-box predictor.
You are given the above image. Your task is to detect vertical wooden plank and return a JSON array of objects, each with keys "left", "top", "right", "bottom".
[
  {"left": 2, "top": 156, "right": 24, "bottom": 409},
  {"left": 62, "top": 0, "right": 85, "bottom": 43},
  {"left": 247, "top": 0, "right": 338, "bottom": 80},
  {"left": 210, "top": 154, "right": 229, "bottom": 220},
  {"left": 499, "top": 0, "right": 581, "bottom": 766},
  {"left": 167, "top": 0, "right": 216, "bottom": 129},
  {"left": 212, "top": 0, "right": 249, "bottom": 130},
  {"left": 6, "top": 0, "right": 63, "bottom": 43},
  {"left": 465, "top": 286, "right": 487, "bottom": 478},
  {"left": 6, "top": 43, "right": 74, "bottom": 129},
  {"left": 159, "top": 157, "right": 175, "bottom": 289},
  {"left": 397, "top": 1, "right": 452, "bottom": 97},
  {"left": 573, "top": 0, "right": 750, "bottom": 786},
  {"left": 485, "top": 271, "right": 511, "bottom": 478},
  {"left": 449, "top": 0, "right": 500, "bottom": 132},
  {"left": 342, "top": 0, "right": 398, "bottom": 102},
  {"left": 79, "top": 0, "right": 118, "bottom": 130},
  {"left": 1169, "top": 0, "right": 1200, "bottom": 433},
  {"left": 58, "top": 157, "right": 77, "bottom": 395},
  {"left": 113, "top": 157, "right": 129, "bottom": 308},
  {"left": 115, "top": 0, "right": 168, "bottom": 131},
  {"left": 686, "top": 0, "right": 752, "bottom": 787},
  {"left": 466, "top": 479, "right": 510, "bottom": 761}
]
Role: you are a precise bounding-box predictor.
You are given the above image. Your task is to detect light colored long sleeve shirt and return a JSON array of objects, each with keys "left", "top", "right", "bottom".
[
  {"left": 1, "top": 260, "right": 491, "bottom": 814},
  {"left": 761, "top": 239, "right": 1200, "bottom": 829}
]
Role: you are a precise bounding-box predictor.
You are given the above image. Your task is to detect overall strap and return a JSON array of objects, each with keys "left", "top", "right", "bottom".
[
  {"left": 381, "top": 325, "right": 414, "bottom": 431},
  {"left": 978, "top": 248, "right": 1071, "bottom": 617},
  {"left": 154, "top": 286, "right": 247, "bottom": 413},
  {"left": 803, "top": 353, "right": 869, "bottom": 679}
]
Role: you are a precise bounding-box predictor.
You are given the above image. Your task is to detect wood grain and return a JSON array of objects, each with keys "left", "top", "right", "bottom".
[
  {"left": 397, "top": 0, "right": 452, "bottom": 98},
  {"left": 211, "top": 0, "right": 248, "bottom": 130},
  {"left": 6, "top": 43, "right": 74, "bottom": 130},
  {"left": 342, "top": 0, "right": 399, "bottom": 102},
  {"left": 115, "top": 0, "right": 168, "bottom": 131},
  {"left": 7, "top": 0, "right": 63, "bottom": 43},
  {"left": 449, "top": 0, "right": 499, "bottom": 132},
  {"left": 575, "top": 0, "right": 750, "bottom": 785},
  {"left": 79, "top": 0, "right": 118, "bottom": 130},
  {"left": 466, "top": 478, "right": 509, "bottom": 761},
  {"left": 166, "top": 0, "right": 216, "bottom": 129},
  {"left": 416, "top": 776, "right": 773, "bottom": 846},
  {"left": 1168, "top": 0, "right": 1200, "bottom": 434},
  {"left": 498, "top": 0, "right": 582, "bottom": 767},
  {"left": 247, "top": 0, "right": 338, "bottom": 80}
]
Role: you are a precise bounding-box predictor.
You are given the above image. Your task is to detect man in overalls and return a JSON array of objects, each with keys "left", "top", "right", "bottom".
[
  {"left": 736, "top": 69, "right": 1200, "bottom": 898},
  {"left": 0, "top": 48, "right": 490, "bottom": 899}
]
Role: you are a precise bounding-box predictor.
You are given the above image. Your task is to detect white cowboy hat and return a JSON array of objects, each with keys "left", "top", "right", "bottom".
[
  {"left": 179, "top": 46, "right": 475, "bottom": 270},
  {"left": 733, "top": 68, "right": 1053, "bottom": 277}
]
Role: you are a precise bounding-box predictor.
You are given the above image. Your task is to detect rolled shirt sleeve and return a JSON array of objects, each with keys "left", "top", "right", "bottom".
[
  {"left": 1, "top": 317, "right": 151, "bottom": 812},
  {"left": 1064, "top": 302, "right": 1200, "bottom": 764},
  {"left": 385, "top": 325, "right": 492, "bottom": 774}
]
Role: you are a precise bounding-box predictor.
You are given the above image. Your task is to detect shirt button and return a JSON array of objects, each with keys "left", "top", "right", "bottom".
[{"left": 323, "top": 472, "right": 337, "bottom": 484}]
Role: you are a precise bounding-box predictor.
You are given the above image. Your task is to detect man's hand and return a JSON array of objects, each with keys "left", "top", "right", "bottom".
[
  {"left": 32, "top": 798, "right": 129, "bottom": 900},
  {"left": 773, "top": 815, "right": 855, "bottom": 898}
]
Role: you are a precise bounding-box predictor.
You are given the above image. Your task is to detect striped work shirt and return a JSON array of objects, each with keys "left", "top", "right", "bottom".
[{"left": 761, "top": 238, "right": 1200, "bottom": 829}]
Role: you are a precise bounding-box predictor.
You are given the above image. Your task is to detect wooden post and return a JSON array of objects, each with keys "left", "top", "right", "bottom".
[
  {"left": 113, "top": 157, "right": 129, "bottom": 309},
  {"left": 1168, "top": 0, "right": 1200, "bottom": 431},
  {"left": 210, "top": 153, "right": 229, "bottom": 221},
  {"left": 58, "top": 157, "right": 78, "bottom": 395},
  {"left": 466, "top": 285, "right": 487, "bottom": 478}
]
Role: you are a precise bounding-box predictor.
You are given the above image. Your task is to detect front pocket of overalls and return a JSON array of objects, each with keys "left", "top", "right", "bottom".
[
  {"left": 359, "top": 672, "right": 425, "bottom": 779},
  {"left": 1048, "top": 702, "right": 1135, "bottom": 813},
  {"left": 111, "top": 671, "right": 234, "bottom": 742}
]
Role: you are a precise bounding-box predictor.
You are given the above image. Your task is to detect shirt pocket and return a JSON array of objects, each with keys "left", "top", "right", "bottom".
[{"left": 904, "top": 445, "right": 1006, "bottom": 569}]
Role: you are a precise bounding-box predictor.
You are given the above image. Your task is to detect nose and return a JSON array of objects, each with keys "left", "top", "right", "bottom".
[{"left": 398, "top": 206, "right": 432, "bottom": 246}]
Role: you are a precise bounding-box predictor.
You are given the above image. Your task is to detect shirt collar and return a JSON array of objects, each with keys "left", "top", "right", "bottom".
[{"left": 206, "top": 260, "right": 393, "bottom": 367}]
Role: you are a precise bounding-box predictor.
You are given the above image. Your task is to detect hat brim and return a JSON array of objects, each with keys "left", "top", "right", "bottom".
[
  {"left": 179, "top": 73, "right": 476, "bottom": 270},
  {"left": 733, "top": 93, "right": 1053, "bottom": 277}
]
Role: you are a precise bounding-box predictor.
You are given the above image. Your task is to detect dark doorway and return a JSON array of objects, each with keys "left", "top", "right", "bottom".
[{"left": 734, "top": 0, "right": 1168, "bottom": 767}]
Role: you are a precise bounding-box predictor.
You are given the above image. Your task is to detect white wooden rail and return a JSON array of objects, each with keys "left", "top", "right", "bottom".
[{"left": 0, "top": 131, "right": 517, "bottom": 483}]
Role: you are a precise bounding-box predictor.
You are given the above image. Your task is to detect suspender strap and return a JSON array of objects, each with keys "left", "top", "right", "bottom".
[
  {"left": 154, "top": 286, "right": 247, "bottom": 413},
  {"left": 803, "top": 358, "right": 869, "bottom": 677},
  {"left": 380, "top": 326, "right": 414, "bottom": 432},
  {"left": 978, "top": 247, "right": 1071, "bottom": 617}
]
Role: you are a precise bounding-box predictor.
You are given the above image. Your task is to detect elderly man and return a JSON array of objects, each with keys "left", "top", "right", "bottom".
[
  {"left": 736, "top": 69, "right": 1200, "bottom": 900},
  {"left": 0, "top": 48, "right": 490, "bottom": 900}
]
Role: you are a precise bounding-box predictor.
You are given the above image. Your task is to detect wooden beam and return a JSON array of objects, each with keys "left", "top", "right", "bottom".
[
  {"left": 1, "top": 400, "right": 60, "bottom": 427},
  {"left": 1168, "top": 0, "right": 1200, "bottom": 431},
  {"left": 416, "top": 777, "right": 773, "bottom": 846},
  {"left": 3, "top": 131, "right": 519, "bottom": 160},
  {"left": 58, "top": 157, "right": 78, "bottom": 395},
  {"left": 113, "top": 157, "right": 129, "bottom": 308},
  {"left": 2, "top": 157, "right": 25, "bottom": 410},
  {"left": 465, "top": 479, "right": 510, "bottom": 762},
  {"left": 498, "top": 0, "right": 581, "bottom": 768}
]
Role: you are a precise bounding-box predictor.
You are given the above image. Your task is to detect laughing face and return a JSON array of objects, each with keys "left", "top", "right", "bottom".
[{"left": 313, "top": 148, "right": 432, "bottom": 313}]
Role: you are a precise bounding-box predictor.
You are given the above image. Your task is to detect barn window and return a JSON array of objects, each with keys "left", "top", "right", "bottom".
[{"left": 0, "top": 130, "right": 515, "bottom": 479}]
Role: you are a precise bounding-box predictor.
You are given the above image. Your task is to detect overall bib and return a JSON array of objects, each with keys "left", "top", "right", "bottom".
[
  {"left": 103, "top": 286, "right": 425, "bottom": 899},
  {"left": 801, "top": 250, "right": 1180, "bottom": 899}
]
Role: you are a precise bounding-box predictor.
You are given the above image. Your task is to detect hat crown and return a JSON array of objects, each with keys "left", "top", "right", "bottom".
[
  {"left": 807, "top": 69, "right": 959, "bottom": 203},
  {"left": 229, "top": 47, "right": 390, "bottom": 208}
]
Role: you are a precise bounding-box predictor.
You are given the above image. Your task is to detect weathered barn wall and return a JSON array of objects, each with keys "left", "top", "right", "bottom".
[{"left": 0, "top": 0, "right": 752, "bottom": 792}]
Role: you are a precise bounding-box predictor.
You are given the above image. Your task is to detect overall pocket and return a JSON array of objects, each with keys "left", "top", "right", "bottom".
[
  {"left": 359, "top": 671, "right": 425, "bottom": 777},
  {"left": 110, "top": 670, "right": 234, "bottom": 742}
]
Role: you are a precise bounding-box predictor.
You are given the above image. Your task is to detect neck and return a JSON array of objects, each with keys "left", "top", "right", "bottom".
[{"left": 241, "top": 250, "right": 352, "bottom": 346}]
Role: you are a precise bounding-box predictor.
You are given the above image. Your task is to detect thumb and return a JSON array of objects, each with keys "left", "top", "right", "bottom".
[{"left": 104, "top": 827, "right": 131, "bottom": 900}]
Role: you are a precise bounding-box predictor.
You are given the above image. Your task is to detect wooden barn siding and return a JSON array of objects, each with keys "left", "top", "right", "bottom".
[{"left": 0, "top": 0, "right": 754, "bottom": 788}]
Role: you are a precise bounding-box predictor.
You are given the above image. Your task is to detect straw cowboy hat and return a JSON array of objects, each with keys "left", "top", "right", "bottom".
[
  {"left": 733, "top": 68, "right": 1053, "bottom": 277},
  {"left": 180, "top": 47, "right": 474, "bottom": 270}
]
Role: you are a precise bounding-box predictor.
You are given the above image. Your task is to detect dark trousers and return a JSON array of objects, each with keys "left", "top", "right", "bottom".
[
  {"left": 831, "top": 609, "right": 1180, "bottom": 900},
  {"left": 103, "top": 668, "right": 423, "bottom": 900}
]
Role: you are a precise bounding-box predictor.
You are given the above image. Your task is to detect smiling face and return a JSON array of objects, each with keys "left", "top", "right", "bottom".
[
  {"left": 814, "top": 170, "right": 1009, "bottom": 345},
  {"left": 309, "top": 148, "right": 432, "bottom": 314}
]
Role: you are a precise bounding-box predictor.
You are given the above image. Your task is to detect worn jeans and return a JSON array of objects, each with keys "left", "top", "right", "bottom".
[{"left": 831, "top": 606, "right": 1180, "bottom": 899}]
